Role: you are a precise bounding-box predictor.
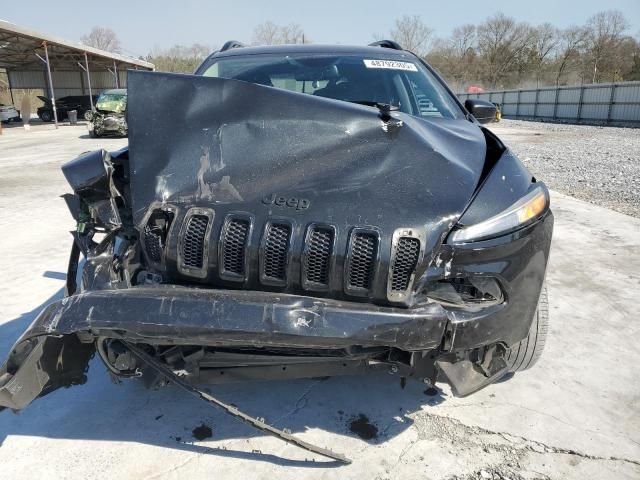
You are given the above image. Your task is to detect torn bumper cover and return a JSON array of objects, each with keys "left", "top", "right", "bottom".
[{"left": 0, "top": 287, "right": 446, "bottom": 410}]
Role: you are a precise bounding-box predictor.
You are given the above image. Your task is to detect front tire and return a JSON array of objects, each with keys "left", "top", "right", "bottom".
[
  {"left": 40, "top": 111, "right": 52, "bottom": 122},
  {"left": 506, "top": 285, "right": 549, "bottom": 372}
]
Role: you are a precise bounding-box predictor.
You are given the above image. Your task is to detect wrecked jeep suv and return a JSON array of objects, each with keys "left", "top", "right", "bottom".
[
  {"left": 0, "top": 40, "right": 552, "bottom": 460},
  {"left": 87, "top": 88, "right": 127, "bottom": 137}
]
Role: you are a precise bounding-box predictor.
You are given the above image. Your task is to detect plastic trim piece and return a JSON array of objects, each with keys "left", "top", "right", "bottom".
[
  {"left": 301, "top": 223, "right": 336, "bottom": 292},
  {"left": 344, "top": 227, "right": 380, "bottom": 297},
  {"left": 368, "top": 40, "right": 403, "bottom": 51},
  {"left": 218, "top": 213, "right": 253, "bottom": 282},
  {"left": 220, "top": 40, "right": 245, "bottom": 52},
  {"left": 387, "top": 227, "right": 424, "bottom": 303},
  {"left": 177, "top": 207, "right": 214, "bottom": 279},
  {"left": 259, "top": 219, "right": 294, "bottom": 287}
]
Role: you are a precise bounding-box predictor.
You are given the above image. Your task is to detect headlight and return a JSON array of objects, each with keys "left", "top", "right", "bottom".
[{"left": 449, "top": 186, "right": 549, "bottom": 243}]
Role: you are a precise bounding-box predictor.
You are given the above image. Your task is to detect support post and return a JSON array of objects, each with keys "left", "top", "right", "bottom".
[
  {"left": 606, "top": 84, "right": 616, "bottom": 124},
  {"left": 576, "top": 85, "right": 585, "bottom": 122},
  {"left": 41, "top": 41, "right": 58, "bottom": 128},
  {"left": 113, "top": 60, "right": 119, "bottom": 88},
  {"left": 83, "top": 52, "right": 94, "bottom": 109},
  {"left": 7, "top": 69, "right": 15, "bottom": 106}
]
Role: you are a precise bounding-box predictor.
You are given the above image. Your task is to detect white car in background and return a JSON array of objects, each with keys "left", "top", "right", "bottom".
[{"left": 0, "top": 103, "right": 20, "bottom": 123}]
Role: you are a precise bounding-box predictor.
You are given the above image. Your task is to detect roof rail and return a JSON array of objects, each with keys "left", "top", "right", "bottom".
[
  {"left": 220, "top": 40, "right": 246, "bottom": 52},
  {"left": 368, "top": 40, "right": 403, "bottom": 51}
]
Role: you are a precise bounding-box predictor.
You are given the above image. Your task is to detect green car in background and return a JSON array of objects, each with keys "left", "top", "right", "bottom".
[{"left": 87, "top": 88, "right": 127, "bottom": 137}]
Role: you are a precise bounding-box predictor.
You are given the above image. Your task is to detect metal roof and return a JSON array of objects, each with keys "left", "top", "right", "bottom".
[{"left": 0, "top": 19, "right": 154, "bottom": 70}]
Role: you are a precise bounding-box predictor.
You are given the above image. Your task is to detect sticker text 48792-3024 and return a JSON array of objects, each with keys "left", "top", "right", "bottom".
[{"left": 363, "top": 59, "right": 418, "bottom": 71}]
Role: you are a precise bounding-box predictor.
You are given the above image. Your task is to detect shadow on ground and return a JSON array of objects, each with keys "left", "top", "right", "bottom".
[{"left": 0, "top": 275, "right": 447, "bottom": 468}]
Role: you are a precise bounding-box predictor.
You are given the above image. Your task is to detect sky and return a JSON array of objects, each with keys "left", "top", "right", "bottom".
[{"left": 2, "top": 0, "right": 639, "bottom": 59}]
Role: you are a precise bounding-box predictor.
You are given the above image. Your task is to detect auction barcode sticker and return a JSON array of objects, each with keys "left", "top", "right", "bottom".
[{"left": 363, "top": 59, "right": 418, "bottom": 71}]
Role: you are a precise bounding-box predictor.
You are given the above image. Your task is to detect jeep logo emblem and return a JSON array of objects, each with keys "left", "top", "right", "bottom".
[{"left": 262, "top": 193, "right": 310, "bottom": 210}]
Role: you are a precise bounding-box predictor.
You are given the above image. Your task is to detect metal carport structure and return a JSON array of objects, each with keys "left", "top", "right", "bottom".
[{"left": 0, "top": 19, "right": 154, "bottom": 127}]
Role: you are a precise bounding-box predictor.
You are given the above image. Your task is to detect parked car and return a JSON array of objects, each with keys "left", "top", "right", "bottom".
[
  {"left": 0, "top": 41, "right": 552, "bottom": 461},
  {"left": 86, "top": 89, "right": 127, "bottom": 137},
  {"left": 0, "top": 103, "right": 20, "bottom": 123},
  {"left": 37, "top": 95, "right": 97, "bottom": 122}
]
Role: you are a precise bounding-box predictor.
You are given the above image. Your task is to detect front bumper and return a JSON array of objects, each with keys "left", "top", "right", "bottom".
[{"left": 0, "top": 212, "right": 552, "bottom": 409}]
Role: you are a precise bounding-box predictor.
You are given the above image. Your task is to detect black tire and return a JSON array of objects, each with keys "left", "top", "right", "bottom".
[
  {"left": 506, "top": 284, "right": 549, "bottom": 372},
  {"left": 40, "top": 111, "right": 52, "bottom": 122}
]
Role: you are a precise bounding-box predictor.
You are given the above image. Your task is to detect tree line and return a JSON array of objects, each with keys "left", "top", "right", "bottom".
[
  {"left": 80, "top": 10, "right": 639, "bottom": 92},
  {"left": 423, "top": 11, "right": 639, "bottom": 91}
]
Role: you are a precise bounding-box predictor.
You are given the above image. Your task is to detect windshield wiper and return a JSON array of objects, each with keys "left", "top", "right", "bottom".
[
  {"left": 346, "top": 100, "right": 399, "bottom": 112},
  {"left": 346, "top": 101, "right": 402, "bottom": 126}
]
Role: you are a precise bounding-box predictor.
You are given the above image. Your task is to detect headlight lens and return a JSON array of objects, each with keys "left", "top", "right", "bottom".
[{"left": 449, "top": 186, "right": 549, "bottom": 243}]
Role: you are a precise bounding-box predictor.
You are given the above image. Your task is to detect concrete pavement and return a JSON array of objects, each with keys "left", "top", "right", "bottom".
[{"left": 0, "top": 122, "right": 638, "bottom": 479}]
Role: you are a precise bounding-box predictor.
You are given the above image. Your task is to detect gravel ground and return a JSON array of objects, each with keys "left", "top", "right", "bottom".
[{"left": 488, "top": 120, "right": 640, "bottom": 218}]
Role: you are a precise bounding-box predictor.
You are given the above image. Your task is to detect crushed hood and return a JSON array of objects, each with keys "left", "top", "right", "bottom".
[{"left": 127, "top": 70, "right": 487, "bottom": 231}]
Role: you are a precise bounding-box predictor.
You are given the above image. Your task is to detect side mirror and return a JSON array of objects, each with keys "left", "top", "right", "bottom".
[{"left": 464, "top": 99, "right": 497, "bottom": 124}]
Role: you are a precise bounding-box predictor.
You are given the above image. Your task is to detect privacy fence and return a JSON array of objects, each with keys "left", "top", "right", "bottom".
[{"left": 458, "top": 81, "right": 640, "bottom": 127}]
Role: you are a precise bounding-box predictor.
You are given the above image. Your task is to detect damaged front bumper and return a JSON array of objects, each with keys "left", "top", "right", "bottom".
[
  {"left": 0, "top": 287, "right": 448, "bottom": 411},
  {"left": 0, "top": 211, "right": 552, "bottom": 410}
]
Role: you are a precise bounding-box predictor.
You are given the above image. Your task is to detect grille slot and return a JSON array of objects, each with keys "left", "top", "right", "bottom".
[
  {"left": 144, "top": 227, "right": 163, "bottom": 263},
  {"left": 390, "top": 237, "right": 420, "bottom": 292},
  {"left": 347, "top": 231, "right": 378, "bottom": 292},
  {"left": 143, "top": 209, "right": 174, "bottom": 265},
  {"left": 262, "top": 223, "right": 291, "bottom": 283},
  {"left": 221, "top": 218, "right": 250, "bottom": 278},
  {"left": 182, "top": 215, "right": 209, "bottom": 269},
  {"left": 303, "top": 226, "right": 334, "bottom": 287}
]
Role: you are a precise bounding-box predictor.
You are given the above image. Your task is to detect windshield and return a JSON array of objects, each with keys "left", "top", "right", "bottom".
[
  {"left": 201, "top": 54, "right": 463, "bottom": 120},
  {"left": 96, "top": 93, "right": 127, "bottom": 113}
]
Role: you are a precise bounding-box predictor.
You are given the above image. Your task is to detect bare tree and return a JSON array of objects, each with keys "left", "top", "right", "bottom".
[
  {"left": 252, "top": 21, "right": 282, "bottom": 45},
  {"left": 450, "top": 25, "right": 477, "bottom": 58},
  {"left": 553, "top": 26, "right": 587, "bottom": 85},
  {"left": 81, "top": 27, "right": 122, "bottom": 53},
  {"left": 476, "top": 13, "right": 534, "bottom": 88},
  {"left": 390, "top": 15, "right": 433, "bottom": 57},
  {"left": 252, "top": 21, "right": 307, "bottom": 45},
  {"left": 428, "top": 25, "right": 478, "bottom": 90},
  {"left": 586, "top": 10, "right": 629, "bottom": 82},
  {"left": 280, "top": 23, "right": 305, "bottom": 44},
  {"left": 147, "top": 44, "right": 211, "bottom": 73},
  {"left": 529, "top": 23, "right": 559, "bottom": 86}
]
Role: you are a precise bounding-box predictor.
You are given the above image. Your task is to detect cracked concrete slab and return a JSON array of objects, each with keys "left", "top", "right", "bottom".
[{"left": 0, "top": 123, "right": 638, "bottom": 479}]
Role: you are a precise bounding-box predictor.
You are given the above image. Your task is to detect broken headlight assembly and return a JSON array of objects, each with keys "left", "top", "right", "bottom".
[{"left": 449, "top": 185, "right": 549, "bottom": 244}]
